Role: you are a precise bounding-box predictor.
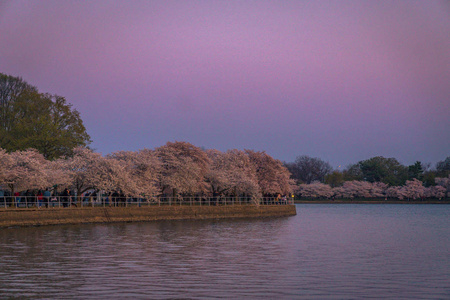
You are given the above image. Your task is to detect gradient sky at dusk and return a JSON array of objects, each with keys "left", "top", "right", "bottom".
[{"left": 1, "top": 0, "right": 449, "bottom": 167}]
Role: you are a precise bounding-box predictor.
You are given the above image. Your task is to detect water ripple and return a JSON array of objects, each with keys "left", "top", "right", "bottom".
[{"left": 0, "top": 205, "right": 449, "bottom": 299}]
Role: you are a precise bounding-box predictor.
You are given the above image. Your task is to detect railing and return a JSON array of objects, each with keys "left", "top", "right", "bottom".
[{"left": 0, "top": 195, "right": 294, "bottom": 209}]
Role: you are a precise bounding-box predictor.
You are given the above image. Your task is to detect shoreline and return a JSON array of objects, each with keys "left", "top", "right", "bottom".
[
  {"left": 0, "top": 205, "right": 297, "bottom": 228},
  {"left": 294, "top": 200, "right": 450, "bottom": 204}
]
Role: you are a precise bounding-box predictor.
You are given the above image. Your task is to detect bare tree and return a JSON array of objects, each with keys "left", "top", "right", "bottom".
[{"left": 286, "top": 155, "right": 332, "bottom": 184}]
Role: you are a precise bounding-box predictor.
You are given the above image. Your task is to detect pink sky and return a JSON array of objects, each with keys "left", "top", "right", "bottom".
[{"left": 0, "top": 0, "right": 449, "bottom": 167}]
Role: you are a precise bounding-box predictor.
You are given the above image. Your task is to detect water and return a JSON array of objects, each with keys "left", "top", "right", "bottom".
[{"left": 0, "top": 204, "right": 449, "bottom": 299}]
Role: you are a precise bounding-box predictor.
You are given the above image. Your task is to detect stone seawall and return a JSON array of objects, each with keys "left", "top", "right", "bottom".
[{"left": 0, "top": 205, "right": 297, "bottom": 228}]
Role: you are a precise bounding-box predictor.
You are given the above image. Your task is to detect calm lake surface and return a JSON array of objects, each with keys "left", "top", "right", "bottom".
[{"left": 0, "top": 204, "right": 449, "bottom": 299}]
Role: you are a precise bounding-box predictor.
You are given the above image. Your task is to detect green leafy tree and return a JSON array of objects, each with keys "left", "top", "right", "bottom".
[
  {"left": 422, "top": 170, "right": 436, "bottom": 187},
  {"left": 342, "top": 163, "right": 364, "bottom": 181},
  {"left": 408, "top": 161, "right": 424, "bottom": 180},
  {"left": 0, "top": 73, "right": 91, "bottom": 159},
  {"left": 357, "top": 156, "right": 408, "bottom": 186},
  {"left": 324, "top": 170, "right": 344, "bottom": 187}
]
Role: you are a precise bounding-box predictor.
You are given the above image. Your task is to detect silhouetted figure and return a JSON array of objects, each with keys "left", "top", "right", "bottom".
[
  {"left": 112, "top": 191, "right": 119, "bottom": 207},
  {"left": 119, "top": 191, "right": 126, "bottom": 207},
  {"left": 44, "top": 188, "right": 51, "bottom": 208},
  {"left": 212, "top": 192, "right": 219, "bottom": 206},
  {"left": 62, "top": 188, "right": 70, "bottom": 207}
]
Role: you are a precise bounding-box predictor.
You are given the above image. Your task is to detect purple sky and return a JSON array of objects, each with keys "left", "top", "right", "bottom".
[{"left": 1, "top": 0, "right": 449, "bottom": 168}]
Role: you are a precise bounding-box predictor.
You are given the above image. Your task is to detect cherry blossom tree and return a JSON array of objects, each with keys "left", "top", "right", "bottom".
[
  {"left": 0, "top": 148, "right": 13, "bottom": 190},
  {"left": 60, "top": 146, "right": 106, "bottom": 195},
  {"left": 107, "top": 149, "right": 161, "bottom": 197},
  {"left": 370, "top": 182, "right": 388, "bottom": 198},
  {"left": 326, "top": 181, "right": 388, "bottom": 199},
  {"left": 205, "top": 149, "right": 260, "bottom": 197},
  {"left": 155, "top": 141, "right": 210, "bottom": 196},
  {"left": 91, "top": 156, "right": 129, "bottom": 195},
  {"left": 386, "top": 179, "right": 424, "bottom": 200},
  {"left": 386, "top": 186, "right": 404, "bottom": 200},
  {"left": 245, "top": 150, "right": 293, "bottom": 196},
  {"left": 299, "top": 182, "right": 333, "bottom": 198},
  {"left": 0, "top": 148, "right": 52, "bottom": 205},
  {"left": 401, "top": 179, "right": 425, "bottom": 200},
  {"left": 423, "top": 185, "right": 446, "bottom": 199},
  {"left": 333, "top": 181, "right": 369, "bottom": 199},
  {"left": 435, "top": 176, "right": 450, "bottom": 198},
  {"left": 45, "top": 158, "right": 73, "bottom": 190},
  {"left": 204, "top": 149, "right": 228, "bottom": 194}
]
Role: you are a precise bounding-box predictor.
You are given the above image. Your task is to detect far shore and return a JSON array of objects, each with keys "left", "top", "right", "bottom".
[{"left": 294, "top": 199, "right": 450, "bottom": 204}]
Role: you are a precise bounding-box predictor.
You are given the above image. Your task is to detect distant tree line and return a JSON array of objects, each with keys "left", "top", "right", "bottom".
[{"left": 284, "top": 155, "right": 450, "bottom": 200}]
